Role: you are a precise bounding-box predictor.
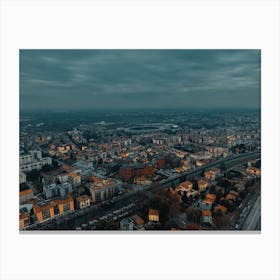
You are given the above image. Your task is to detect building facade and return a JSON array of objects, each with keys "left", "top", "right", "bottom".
[
  {"left": 33, "top": 202, "right": 55, "bottom": 223},
  {"left": 76, "top": 195, "right": 91, "bottom": 209},
  {"left": 55, "top": 195, "right": 74, "bottom": 215}
]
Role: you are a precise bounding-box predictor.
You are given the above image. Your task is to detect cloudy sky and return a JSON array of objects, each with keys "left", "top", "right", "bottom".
[{"left": 20, "top": 49, "right": 261, "bottom": 111}]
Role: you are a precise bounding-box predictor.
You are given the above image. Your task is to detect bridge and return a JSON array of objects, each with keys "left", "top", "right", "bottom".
[{"left": 151, "top": 151, "right": 261, "bottom": 191}]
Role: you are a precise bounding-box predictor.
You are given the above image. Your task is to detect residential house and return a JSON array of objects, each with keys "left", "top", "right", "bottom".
[
  {"left": 55, "top": 195, "right": 74, "bottom": 215},
  {"left": 33, "top": 201, "right": 55, "bottom": 223},
  {"left": 76, "top": 195, "right": 91, "bottom": 209},
  {"left": 148, "top": 209, "right": 159, "bottom": 222}
]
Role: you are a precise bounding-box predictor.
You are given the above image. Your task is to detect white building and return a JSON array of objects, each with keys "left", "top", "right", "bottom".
[
  {"left": 120, "top": 217, "right": 134, "bottom": 230},
  {"left": 19, "top": 151, "right": 52, "bottom": 172},
  {"left": 57, "top": 182, "right": 73, "bottom": 198},
  {"left": 43, "top": 183, "right": 58, "bottom": 199},
  {"left": 19, "top": 172, "right": 27, "bottom": 184},
  {"left": 57, "top": 173, "right": 69, "bottom": 183}
]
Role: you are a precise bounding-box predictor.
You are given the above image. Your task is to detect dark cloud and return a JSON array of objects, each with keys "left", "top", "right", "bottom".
[{"left": 20, "top": 49, "right": 261, "bottom": 111}]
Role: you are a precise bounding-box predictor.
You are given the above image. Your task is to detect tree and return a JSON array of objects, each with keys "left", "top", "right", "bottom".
[
  {"left": 41, "top": 164, "right": 53, "bottom": 172},
  {"left": 186, "top": 223, "right": 199, "bottom": 230},
  {"left": 186, "top": 207, "right": 201, "bottom": 224},
  {"left": 186, "top": 206, "right": 193, "bottom": 221},
  {"left": 95, "top": 220, "right": 119, "bottom": 230},
  {"left": 193, "top": 208, "right": 202, "bottom": 224},
  {"left": 213, "top": 208, "right": 223, "bottom": 218},
  {"left": 213, "top": 215, "right": 230, "bottom": 230},
  {"left": 26, "top": 169, "right": 40, "bottom": 181},
  {"left": 53, "top": 160, "right": 59, "bottom": 168},
  {"left": 192, "top": 181, "right": 198, "bottom": 190},
  {"left": 217, "top": 178, "right": 232, "bottom": 189},
  {"left": 149, "top": 197, "right": 170, "bottom": 223},
  {"left": 220, "top": 162, "right": 226, "bottom": 172},
  {"left": 255, "top": 160, "right": 261, "bottom": 168}
]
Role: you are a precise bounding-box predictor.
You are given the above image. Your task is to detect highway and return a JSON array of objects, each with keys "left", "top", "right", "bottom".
[
  {"left": 153, "top": 151, "right": 261, "bottom": 191},
  {"left": 240, "top": 195, "right": 261, "bottom": 230}
]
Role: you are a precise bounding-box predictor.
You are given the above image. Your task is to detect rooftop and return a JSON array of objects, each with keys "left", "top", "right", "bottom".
[
  {"left": 19, "top": 189, "right": 33, "bottom": 197},
  {"left": 131, "top": 214, "right": 145, "bottom": 225},
  {"left": 148, "top": 209, "right": 159, "bottom": 216},
  {"left": 76, "top": 195, "right": 90, "bottom": 203}
]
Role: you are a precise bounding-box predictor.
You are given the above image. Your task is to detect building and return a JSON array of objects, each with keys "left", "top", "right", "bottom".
[
  {"left": 196, "top": 160, "right": 204, "bottom": 167},
  {"left": 134, "top": 176, "right": 152, "bottom": 186},
  {"left": 19, "top": 212, "right": 30, "bottom": 230},
  {"left": 43, "top": 183, "right": 58, "bottom": 199},
  {"left": 225, "top": 193, "right": 237, "bottom": 203},
  {"left": 61, "top": 164, "right": 73, "bottom": 173},
  {"left": 204, "top": 170, "right": 216, "bottom": 181},
  {"left": 148, "top": 209, "right": 159, "bottom": 222},
  {"left": 201, "top": 210, "right": 212, "bottom": 224},
  {"left": 55, "top": 195, "right": 74, "bottom": 215},
  {"left": 69, "top": 172, "right": 82, "bottom": 187},
  {"left": 120, "top": 163, "right": 154, "bottom": 181},
  {"left": 204, "top": 193, "right": 216, "bottom": 205},
  {"left": 76, "top": 195, "right": 91, "bottom": 209},
  {"left": 19, "top": 153, "right": 33, "bottom": 165},
  {"left": 131, "top": 214, "right": 145, "bottom": 230},
  {"left": 211, "top": 168, "right": 220, "bottom": 176},
  {"left": 19, "top": 188, "right": 34, "bottom": 204},
  {"left": 197, "top": 179, "right": 209, "bottom": 192},
  {"left": 119, "top": 166, "right": 134, "bottom": 181},
  {"left": 199, "top": 199, "right": 212, "bottom": 211},
  {"left": 246, "top": 167, "right": 261, "bottom": 176},
  {"left": 156, "top": 157, "right": 166, "bottom": 169},
  {"left": 33, "top": 202, "right": 55, "bottom": 223},
  {"left": 235, "top": 182, "right": 245, "bottom": 192},
  {"left": 176, "top": 181, "right": 193, "bottom": 193},
  {"left": 19, "top": 172, "right": 27, "bottom": 184},
  {"left": 57, "top": 173, "right": 69, "bottom": 183},
  {"left": 19, "top": 151, "right": 52, "bottom": 172},
  {"left": 89, "top": 179, "right": 118, "bottom": 203},
  {"left": 57, "top": 182, "right": 73, "bottom": 198},
  {"left": 214, "top": 204, "right": 227, "bottom": 215},
  {"left": 120, "top": 217, "right": 134, "bottom": 230}
]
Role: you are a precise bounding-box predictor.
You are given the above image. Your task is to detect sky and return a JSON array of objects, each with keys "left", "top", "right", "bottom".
[{"left": 20, "top": 49, "right": 261, "bottom": 111}]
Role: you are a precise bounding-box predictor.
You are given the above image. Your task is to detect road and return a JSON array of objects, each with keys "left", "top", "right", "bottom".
[
  {"left": 240, "top": 195, "right": 261, "bottom": 230},
  {"left": 153, "top": 151, "right": 261, "bottom": 191},
  {"left": 24, "top": 151, "right": 261, "bottom": 230},
  {"left": 25, "top": 189, "right": 150, "bottom": 230}
]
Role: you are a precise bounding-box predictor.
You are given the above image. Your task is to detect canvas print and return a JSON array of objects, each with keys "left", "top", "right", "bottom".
[{"left": 19, "top": 50, "right": 261, "bottom": 231}]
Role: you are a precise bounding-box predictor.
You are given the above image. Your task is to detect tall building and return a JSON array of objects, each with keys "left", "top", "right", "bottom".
[
  {"left": 119, "top": 163, "right": 154, "bottom": 181},
  {"left": 89, "top": 179, "right": 118, "bottom": 203}
]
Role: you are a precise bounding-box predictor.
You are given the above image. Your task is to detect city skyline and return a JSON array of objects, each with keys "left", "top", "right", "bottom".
[
  {"left": 19, "top": 49, "right": 261, "bottom": 231},
  {"left": 20, "top": 49, "right": 261, "bottom": 111}
]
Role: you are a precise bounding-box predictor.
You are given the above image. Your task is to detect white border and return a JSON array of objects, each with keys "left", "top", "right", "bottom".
[{"left": 1, "top": 1, "right": 280, "bottom": 280}]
